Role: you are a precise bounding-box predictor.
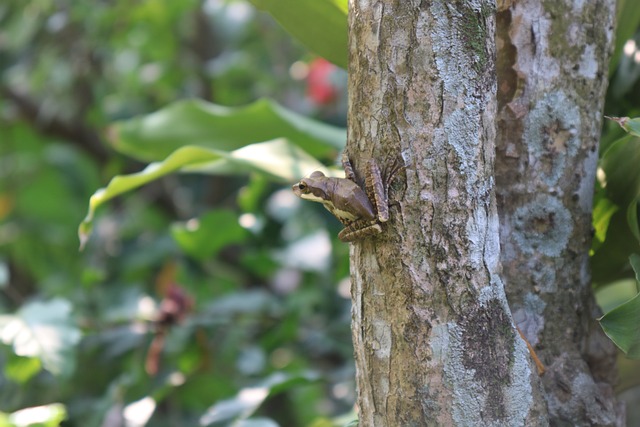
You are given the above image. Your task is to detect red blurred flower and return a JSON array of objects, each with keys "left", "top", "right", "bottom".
[{"left": 307, "top": 58, "right": 339, "bottom": 105}]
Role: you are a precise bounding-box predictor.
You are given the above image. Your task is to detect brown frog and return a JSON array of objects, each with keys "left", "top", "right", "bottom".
[{"left": 292, "top": 155, "right": 402, "bottom": 242}]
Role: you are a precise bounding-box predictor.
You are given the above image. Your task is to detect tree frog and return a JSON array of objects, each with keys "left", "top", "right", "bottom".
[{"left": 292, "top": 154, "right": 402, "bottom": 242}]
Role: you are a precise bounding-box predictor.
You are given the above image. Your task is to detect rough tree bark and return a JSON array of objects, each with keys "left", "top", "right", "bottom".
[
  {"left": 495, "top": 1, "right": 623, "bottom": 425},
  {"left": 348, "top": 1, "right": 547, "bottom": 425}
]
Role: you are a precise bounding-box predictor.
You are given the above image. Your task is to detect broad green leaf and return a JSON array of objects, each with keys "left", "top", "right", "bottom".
[
  {"left": 592, "top": 135, "right": 640, "bottom": 284},
  {"left": 249, "top": 0, "right": 348, "bottom": 69},
  {"left": 79, "top": 139, "right": 326, "bottom": 249},
  {"left": 171, "top": 210, "right": 248, "bottom": 260},
  {"left": 110, "top": 98, "right": 345, "bottom": 162},
  {"left": 0, "top": 299, "right": 81, "bottom": 377},
  {"left": 599, "top": 291, "right": 640, "bottom": 358},
  {"left": 598, "top": 256, "right": 640, "bottom": 358}
]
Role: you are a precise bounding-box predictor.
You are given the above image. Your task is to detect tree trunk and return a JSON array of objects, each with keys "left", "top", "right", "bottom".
[
  {"left": 348, "top": 1, "right": 546, "bottom": 424},
  {"left": 495, "top": 0, "right": 623, "bottom": 425}
]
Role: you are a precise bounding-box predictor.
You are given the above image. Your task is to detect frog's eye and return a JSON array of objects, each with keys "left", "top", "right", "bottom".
[{"left": 298, "top": 183, "right": 307, "bottom": 191}]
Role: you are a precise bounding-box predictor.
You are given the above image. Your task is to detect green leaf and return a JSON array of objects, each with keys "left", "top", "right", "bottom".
[
  {"left": 591, "top": 209, "right": 640, "bottom": 285},
  {"left": 4, "top": 354, "right": 41, "bottom": 384},
  {"left": 0, "top": 299, "right": 81, "bottom": 377},
  {"left": 249, "top": 0, "right": 348, "bottom": 69},
  {"left": 595, "top": 279, "right": 638, "bottom": 313},
  {"left": 591, "top": 135, "right": 640, "bottom": 284},
  {"left": 599, "top": 291, "right": 640, "bottom": 359},
  {"left": 238, "top": 174, "right": 270, "bottom": 212},
  {"left": 79, "top": 139, "right": 326, "bottom": 249},
  {"left": 591, "top": 194, "right": 618, "bottom": 251},
  {"left": 171, "top": 210, "right": 248, "bottom": 260},
  {"left": 110, "top": 98, "right": 345, "bottom": 162},
  {"left": 600, "top": 135, "right": 640, "bottom": 207},
  {"left": 627, "top": 198, "right": 640, "bottom": 242},
  {"left": 598, "top": 255, "right": 640, "bottom": 358}
]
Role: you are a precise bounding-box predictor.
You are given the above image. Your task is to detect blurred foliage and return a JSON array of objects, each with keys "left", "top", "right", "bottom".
[
  {"left": 1, "top": 0, "right": 350, "bottom": 426},
  {"left": 4, "top": 0, "right": 640, "bottom": 425}
]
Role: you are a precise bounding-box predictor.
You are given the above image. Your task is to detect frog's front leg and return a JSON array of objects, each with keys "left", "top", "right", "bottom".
[{"left": 342, "top": 155, "right": 391, "bottom": 223}]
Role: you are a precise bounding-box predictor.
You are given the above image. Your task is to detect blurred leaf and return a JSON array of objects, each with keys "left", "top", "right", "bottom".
[
  {"left": 109, "top": 98, "right": 345, "bottom": 162},
  {"left": 1, "top": 403, "right": 66, "bottom": 427},
  {"left": 0, "top": 299, "right": 81, "bottom": 377},
  {"left": 238, "top": 174, "right": 270, "bottom": 213},
  {"left": 199, "top": 290, "right": 281, "bottom": 321},
  {"left": 171, "top": 210, "right": 248, "bottom": 260},
  {"left": 591, "top": 194, "right": 618, "bottom": 251},
  {"left": 599, "top": 291, "right": 640, "bottom": 358},
  {"left": 610, "top": 0, "right": 640, "bottom": 75},
  {"left": 199, "top": 371, "right": 320, "bottom": 426},
  {"left": 249, "top": 0, "right": 348, "bottom": 69},
  {"left": 4, "top": 354, "right": 41, "bottom": 384},
  {"left": 79, "top": 139, "right": 326, "bottom": 248},
  {"left": 610, "top": 35, "right": 640, "bottom": 97},
  {"left": 236, "top": 418, "right": 280, "bottom": 427}
]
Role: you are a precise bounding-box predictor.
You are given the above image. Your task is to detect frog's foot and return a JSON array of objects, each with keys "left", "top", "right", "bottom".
[{"left": 341, "top": 153, "right": 357, "bottom": 183}]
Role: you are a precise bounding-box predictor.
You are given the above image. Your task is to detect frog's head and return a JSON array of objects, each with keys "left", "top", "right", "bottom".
[{"left": 292, "top": 171, "right": 330, "bottom": 203}]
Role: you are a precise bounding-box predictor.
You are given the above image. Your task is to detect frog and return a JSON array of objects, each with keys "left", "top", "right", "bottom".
[{"left": 292, "top": 154, "right": 403, "bottom": 242}]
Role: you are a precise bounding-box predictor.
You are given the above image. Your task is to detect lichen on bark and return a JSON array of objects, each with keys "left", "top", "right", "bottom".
[{"left": 495, "top": 0, "right": 622, "bottom": 424}]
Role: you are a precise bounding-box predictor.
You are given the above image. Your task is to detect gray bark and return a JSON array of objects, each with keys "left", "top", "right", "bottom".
[
  {"left": 495, "top": 0, "right": 623, "bottom": 425},
  {"left": 348, "top": 0, "right": 546, "bottom": 425}
]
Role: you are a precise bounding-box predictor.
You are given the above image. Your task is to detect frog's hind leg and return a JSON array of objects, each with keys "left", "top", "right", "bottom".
[
  {"left": 338, "top": 219, "right": 383, "bottom": 242},
  {"left": 365, "top": 160, "right": 389, "bottom": 222}
]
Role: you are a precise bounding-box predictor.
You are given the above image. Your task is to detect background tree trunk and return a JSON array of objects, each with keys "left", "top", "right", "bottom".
[
  {"left": 495, "top": 1, "right": 624, "bottom": 425},
  {"left": 348, "top": 1, "right": 547, "bottom": 424}
]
